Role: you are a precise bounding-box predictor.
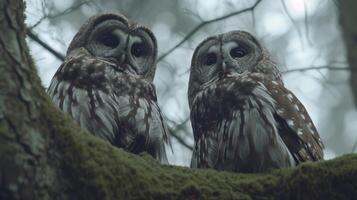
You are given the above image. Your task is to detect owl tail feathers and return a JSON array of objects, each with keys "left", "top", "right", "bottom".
[
  {"left": 128, "top": 134, "right": 170, "bottom": 164},
  {"left": 146, "top": 139, "right": 170, "bottom": 165},
  {"left": 157, "top": 117, "right": 173, "bottom": 164},
  {"left": 190, "top": 148, "right": 198, "bottom": 168},
  {"left": 158, "top": 144, "right": 169, "bottom": 164}
]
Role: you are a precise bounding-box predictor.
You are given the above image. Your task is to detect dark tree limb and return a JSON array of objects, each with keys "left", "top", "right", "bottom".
[
  {"left": 167, "top": 118, "right": 193, "bottom": 150},
  {"left": 339, "top": 0, "right": 357, "bottom": 107},
  {"left": 26, "top": 29, "right": 65, "bottom": 61}
]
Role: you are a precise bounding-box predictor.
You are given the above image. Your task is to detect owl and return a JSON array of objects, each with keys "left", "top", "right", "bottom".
[
  {"left": 188, "top": 31, "right": 324, "bottom": 172},
  {"left": 47, "top": 13, "right": 170, "bottom": 162}
]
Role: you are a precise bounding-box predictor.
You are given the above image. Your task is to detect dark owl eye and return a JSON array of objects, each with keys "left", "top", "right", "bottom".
[
  {"left": 131, "top": 42, "right": 147, "bottom": 57},
  {"left": 230, "top": 47, "right": 247, "bottom": 58},
  {"left": 98, "top": 34, "right": 120, "bottom": 48},
  {"left": 203, "top": 52, "right": 217, "bottom": 65}
]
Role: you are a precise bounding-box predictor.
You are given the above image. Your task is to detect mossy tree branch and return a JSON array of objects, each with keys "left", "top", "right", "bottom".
[{"left": 0, "top": 0, "right": 356, "bottom": 200}]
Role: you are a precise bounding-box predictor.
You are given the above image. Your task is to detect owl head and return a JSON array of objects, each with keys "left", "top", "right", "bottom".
[
  {"left": 188, "top": 31, "right": 281, "bottom": 107},
  {"left": 67, "top": 13, "right": 158, "bottom": 82}
]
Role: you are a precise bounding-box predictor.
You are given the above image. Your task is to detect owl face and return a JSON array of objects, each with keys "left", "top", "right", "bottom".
[
  {"left": 188, "top": 31, "right": 281, "bottom": 108},
  {"left": 67, "top": 14, "right": 158, "bottom": 81},
  {"left": 191, "top": 31, "right": 263, "bottom": 86}
]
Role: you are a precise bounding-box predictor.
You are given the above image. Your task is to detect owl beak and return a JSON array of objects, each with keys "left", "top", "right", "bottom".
[
  {"left": 222, "top": 62, "right": 227, "bottom": 73},
  {"left": 222, "top": 62, "right": 232, "bottom": 77},
  {"left": 118, "top": 52, "right": 127, "bottom": 66}
]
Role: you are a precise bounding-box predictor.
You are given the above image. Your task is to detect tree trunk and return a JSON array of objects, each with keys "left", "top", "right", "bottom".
[
  {"left": 0, "top": 0, "right": 356, "bottom": 199},
  {"left": 340, "top": 0, "right": 357, "bottom": 107}
]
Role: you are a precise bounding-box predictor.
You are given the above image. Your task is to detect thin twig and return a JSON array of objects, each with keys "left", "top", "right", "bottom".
[
  {"left": 26, "top": 1, "right": 93, "bottom": 61},
  {"left": 167, "top": 118, "right": 193, "bottom": 150},
  {"left": 281, "top": 0, "right": 304, "bottom": 45},
  {"left": 29, "top": 1, "right": 90, "bottom": 29},
  {"left": 157, "top": 0, "right": 263, "bottom": 62},
  {"left": 171, "top": 131, "right": 193, "bottom": 151},
  {"left": 282, "top": 66, "right": 350, "bottom": 74},
  {"left": 27, "top": 29, "right": 65, "bottom": 61},
  {"left": 303, "top": 0, "right": 314, "bottom": 46}
]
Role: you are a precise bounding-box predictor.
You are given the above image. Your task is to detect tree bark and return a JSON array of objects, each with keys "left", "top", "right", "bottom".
[
  {"left": 0, "top": 0, "right": 356, "bottom": 199},
  {"left": 0, "top": 0, "right": 64, "bottom": 199}
]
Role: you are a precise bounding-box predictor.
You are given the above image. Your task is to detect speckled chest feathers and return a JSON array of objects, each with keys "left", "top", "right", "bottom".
[{"left": 189, "top": 31, "right": 324, "bottom": 172}]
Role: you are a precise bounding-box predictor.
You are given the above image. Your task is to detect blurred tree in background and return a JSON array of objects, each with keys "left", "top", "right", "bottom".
[{"left": 25, "top": 0, "right": 355, "bottom": 165}]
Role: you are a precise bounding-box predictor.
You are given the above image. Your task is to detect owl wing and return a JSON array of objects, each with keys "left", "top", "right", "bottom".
[
  {"left": 259, "top": 77, "right": 325, "bottom": 163},
  {"left": 47, "top": 48, "right": 117, "bottom": 143},
  {"left": 109, "top": 84, "right": 170, "bottom": 163},
  {"left": 190, "top": 75, "right": 296, "bottom": 172},
  {"left": 47, "top": 48, "right": 170, "bottom": 162}
]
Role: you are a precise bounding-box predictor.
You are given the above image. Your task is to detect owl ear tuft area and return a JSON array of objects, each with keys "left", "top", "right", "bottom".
[
  {"left": 67, "top": 13, "right": 129, "bottom": 55},
  {"left": 236, "top": 31, "right": 263, "bottom": 50}
]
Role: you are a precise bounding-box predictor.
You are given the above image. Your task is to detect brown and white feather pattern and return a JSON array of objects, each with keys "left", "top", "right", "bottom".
[
  {"left": 188, "top": 31, "right": 324, "bottom": 172},
  {"left": 47, "top": 48, "right": 169, "bottom": 162},
  {"left": 257, "top": 75, "right": 324, "bottom": 162},
  {"left": 190, "top": 73, "right": 324, "bottom": 172}
]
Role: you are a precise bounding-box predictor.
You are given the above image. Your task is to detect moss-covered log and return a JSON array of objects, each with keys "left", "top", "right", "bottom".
[{"left": 0, "top": 0, "right": 357, "bottom": 199}]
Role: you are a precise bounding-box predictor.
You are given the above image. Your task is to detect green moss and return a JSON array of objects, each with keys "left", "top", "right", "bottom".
[{"left": 40, "top": 97, "right": 357, "bottom": 200}]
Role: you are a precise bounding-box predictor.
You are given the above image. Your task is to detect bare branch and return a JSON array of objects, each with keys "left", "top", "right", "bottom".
[
  {"left": 303, "top": 0, "right": 314, "bottom": 46},
  {"left": 157, "top": 0, "right": 263, "bottom": 62},
  {"left": 170, "top": 131, "right": 193, "bottom": 151},
  {"left": 26, "top": 1, "right": 96, "bottom": 61},
  {"left": 167, "top": 118, "right": 193, "bottom": 150},
  {"left": 280, "top": 0, "right": 304, "bottom": 45},
  {"left": 27, "top": 29, "right": 65, "bottom": 61},
  {"left": 29, "top": 0, "right": 91, "bottom": 29},
  {"left": 282, "top": 65, "right": 350, "bottom": 74},
  {"left": 25, "top": 1, "right": 93, "bottom": 62}
]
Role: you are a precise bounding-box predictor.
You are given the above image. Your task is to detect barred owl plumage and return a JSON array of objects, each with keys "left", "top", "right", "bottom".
[
  {"left": 188, "top": 31, "right": 324, "bottom": 172},
  {"left": 47, "top": 13, "right": 170, "bottom": 162}
]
